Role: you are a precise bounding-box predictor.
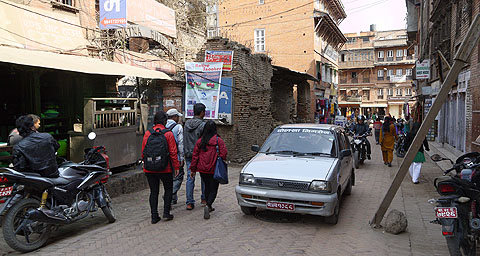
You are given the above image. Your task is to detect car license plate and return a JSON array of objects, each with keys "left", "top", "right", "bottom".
[
  {"left": 435, "top": 207, "right": 458, "bottom": 218},
  {"left": 266, "top": 201, "right": 295, "bottom": 211}
]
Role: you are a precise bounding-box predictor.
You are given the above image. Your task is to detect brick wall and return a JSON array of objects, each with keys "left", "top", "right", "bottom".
[
  {"left": 195, "top": 38, "right": 276, "bottom": 163},
  {"left": 467, "top": 0, "right": 480, "bottom": 152}
]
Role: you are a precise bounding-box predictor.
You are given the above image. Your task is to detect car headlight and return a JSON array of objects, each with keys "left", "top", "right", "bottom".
[
  {"left": 309, "top": 180, "right": 330, "bottom": 192},
  {"left": 239, "top": 173, "right": 255, "bottom": 184}
]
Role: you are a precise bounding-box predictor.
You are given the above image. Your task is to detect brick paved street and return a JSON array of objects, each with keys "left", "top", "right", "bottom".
[{"left": 0, "top": 139, "right": 450, "bottom": 256}]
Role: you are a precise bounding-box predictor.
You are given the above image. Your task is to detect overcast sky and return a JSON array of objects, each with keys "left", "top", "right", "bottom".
[{"left": 339, "top": 0, "right": 407, "bottom": 34}]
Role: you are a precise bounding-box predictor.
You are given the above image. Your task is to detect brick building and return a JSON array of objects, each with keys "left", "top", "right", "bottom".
[
  {"left": 406, "top": 0, "right": 480, "bottom": 153},
  {"left": 338, "top": 28, "right": 416, "bottom": 119},
  {"left": 209, "top": 0, "right": 347, "bottom": 123}
]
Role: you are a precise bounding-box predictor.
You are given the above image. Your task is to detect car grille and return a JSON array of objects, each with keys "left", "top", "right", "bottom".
[{"left": 255, "top": 178, "right": 310, "bottom": 191}]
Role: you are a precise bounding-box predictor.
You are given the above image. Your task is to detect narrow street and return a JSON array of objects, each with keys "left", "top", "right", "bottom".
[{"left": 0, "top": 139, "right": 450, "bottom": 256}]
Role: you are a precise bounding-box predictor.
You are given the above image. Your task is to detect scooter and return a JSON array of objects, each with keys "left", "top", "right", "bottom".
[
  {"left": 349, "top": 128, "right": 372, "bottom": 169},
  {"left": 0, "top": 132, "right": 116, "bottom": 253}
]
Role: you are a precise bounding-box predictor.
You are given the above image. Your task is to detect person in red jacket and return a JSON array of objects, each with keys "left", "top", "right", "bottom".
[
  {"left": 142, "top": 111, "right": 180, "bottom": 224},
  {"left": 190, "top": 120, "right": 227, "bottom": 219}
]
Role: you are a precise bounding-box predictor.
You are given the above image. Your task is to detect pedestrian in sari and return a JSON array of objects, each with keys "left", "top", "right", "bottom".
[{"left": 379, "top": 116, "right": 398, "bottom": 167}]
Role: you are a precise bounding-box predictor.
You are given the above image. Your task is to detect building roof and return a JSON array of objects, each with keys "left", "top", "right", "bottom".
[
  {"left": 272, "top": 65, "right": 319, "bottom": 84},
  {"left": 314, "top": 11, "right": 347, "bottom": 50}
]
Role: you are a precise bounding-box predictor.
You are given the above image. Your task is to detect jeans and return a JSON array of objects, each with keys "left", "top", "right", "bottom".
[
  {"left": 172, "top": 164, "right": 184, "bottom": 203},
  {"left": 365, "top": 139, "right": 371, "bottom": 155},
  {"left": 145, "top": 172, "right": 173, "bottom": 216},
  {"left": 185, "top": 158, "right": 205, "bottom": 205},
  {"left": 374, "top": 129, "right": 380, "bottom": 143},
  {"left": 200, "top": 173, "right": 219, "bottom": 207}
]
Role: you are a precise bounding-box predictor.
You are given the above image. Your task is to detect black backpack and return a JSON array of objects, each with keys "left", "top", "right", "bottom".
[{"left": 143, "top": 128, "right": 170, "bottom": 171}]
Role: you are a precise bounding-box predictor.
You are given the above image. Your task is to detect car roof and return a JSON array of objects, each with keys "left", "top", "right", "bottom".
[{"left": 277, "top": 123, "right": 343, "bottom": 131}]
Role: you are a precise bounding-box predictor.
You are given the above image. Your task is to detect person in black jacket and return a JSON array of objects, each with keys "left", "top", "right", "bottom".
[
  {"left": 352, "top": 115, "right": 371, "bottom": 160},
  {"left": 12, "top": 115, "right": 60, "bottom": 178}
]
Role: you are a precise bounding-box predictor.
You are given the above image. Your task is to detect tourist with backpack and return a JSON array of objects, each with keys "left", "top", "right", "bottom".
[
  {"left": 184, "top": 103, "right": 206, "bottom": 210},
  {"left": 142, "top": 111, "right": 180, "bottom": 224},
  {"left": 190, "top": 121, "right": 227, "bottom": 219},
  {"left": 166, "top": 108, "right": 185, "bottom": 205}
]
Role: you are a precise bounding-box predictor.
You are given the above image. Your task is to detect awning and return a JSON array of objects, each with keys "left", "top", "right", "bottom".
[
  {"left": 338, "top": 102, "right": 361, "bottom": 107},
  {"left": 0, "top": 46, "right": 172, "bottom": 80},
  {"left": 360, "top": 103, "right": 388, "bottom": 108}
]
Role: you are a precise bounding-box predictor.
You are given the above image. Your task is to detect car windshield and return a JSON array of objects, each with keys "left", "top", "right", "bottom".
[{"left": 260, "top": 128, "right": 336, "bottom": 157}]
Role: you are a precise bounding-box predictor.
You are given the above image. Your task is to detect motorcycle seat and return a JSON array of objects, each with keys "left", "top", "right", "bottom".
[{"left": 43, "top": 177, "right": 70, "bottom": 185}]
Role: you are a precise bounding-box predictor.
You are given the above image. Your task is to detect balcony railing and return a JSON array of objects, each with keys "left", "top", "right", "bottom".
[
  {"left": 406, "top": 56, "right": 413, "bottom": 60},
  {"left": 396, "top": 56, "right": 404, "bottom": 61},
  {"left": 377, "top": 76, "right": 384, "bottom": 81},
  {"left": 387, "top": 57, "right": 394, "bottom": 61},
  {"left": 406, "top": 75, "right": 413, "bottom": 80},
  {"left": 346, "top": 96, "right": 362, "bottom": 102},
  {"left": 351, "top": 78, "right": 358, "bottom": 84},
  {"left": 377, "top": 95, "right": 384, "bottom": 100},
  {"left": 377, "top": 58, "right": 384, "bottom": 62},
  {"left": 363, "top": 77, "right": 370, "bottom": 83}
]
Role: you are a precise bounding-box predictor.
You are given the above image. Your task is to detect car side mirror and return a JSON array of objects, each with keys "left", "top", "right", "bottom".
[
  {"left": 340, "top": 149, "right": 351, "bottom": 158},
  {"left": 251, "top": 145, "right": 260, "bottom": 152}
]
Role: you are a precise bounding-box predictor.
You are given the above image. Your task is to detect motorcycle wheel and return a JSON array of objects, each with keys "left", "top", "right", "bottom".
[
  {"left": 101, "top": 188, "right": 116, "bottom": 223},
  {"left": 2, "top": 198, "right": 51, "bottom": 253},
  {"left": 445, "top": 236, "right": 477, "bottom": 256},
  {"left": 354, "top": 151, "right": 360, "bottom": 169}
]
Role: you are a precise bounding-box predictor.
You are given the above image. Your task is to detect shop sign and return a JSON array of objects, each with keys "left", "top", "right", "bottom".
[
  {"left": 99, "top": 0, "right": 127, "bottom": 30},
  {"left": 218, "top": 78, "right": 234, "bottom": 125},
  {"left": 390, "top": 75, "right": 406, "bottom": 83},
  {"left": 416, "top": 60, "right": 430, "bottom": 79},
  {"left": 185, "top": 62, "right": 223, "bottom": 119},
  {"left": 114, "top": 24, "right": 176, "bottom": 56},
  {"left": 127, "top": 0, "right": 176, "bottom": 38},
  {"left": 205, "top": 50, "right": 234, "bottom": 71},
  {"left": 0, "top": 1, "right": 88, "bottom": 52}
]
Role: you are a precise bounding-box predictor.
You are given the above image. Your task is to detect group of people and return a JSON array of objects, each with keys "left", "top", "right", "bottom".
[
  {"left": 141, "top": 103, "right": 228, "bottom": 224},
  {"left": 373, "top": 115, "right": 429, "bottom": 183}
]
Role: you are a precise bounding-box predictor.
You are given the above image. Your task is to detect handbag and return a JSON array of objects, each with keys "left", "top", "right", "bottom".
[{"left": 213, "top": 136, "right": 228, "bottom": 184}]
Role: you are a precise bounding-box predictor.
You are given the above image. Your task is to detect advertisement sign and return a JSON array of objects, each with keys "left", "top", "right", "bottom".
[
  {"left": 205, "top": 50, "right": 234, "bottom": 71},
  {"left": 99, "top": 0, "right": 127, "bottom": 30},
  {"left": 185, "top": 62, "right": 223, "bottom": 119},
  {"left": 0, "top": 1, "right": 88, "bottom": 52},
  {"left": 416, "top": 60, "right": 430, "bottom": 79},
  {"left": 390, "top": 75, "right": 406, "bottom": 83},
  {"left": 127, "top": 0, "right": 176, "bottom": 38},
  {"left": 218, "top": 78, "right": 233, "bottom": 125}
]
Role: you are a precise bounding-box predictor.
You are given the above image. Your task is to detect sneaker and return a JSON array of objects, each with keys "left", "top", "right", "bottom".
[
  {"left": 186, "top": 204, "right": 194, "bottom": 210},
  {"left": 367, "top": 154, "right": 371, "bottom": 160},
  {"left": 163, "top": 213, "right": 174, "bottom": 221},
  {"left": 201, "top": 199, "right": 207, "bottom": 206},
  {"left": 204, "top": 206, "right": 210, "bottom": 219},
  {"left": 151, "top": 215, "right": 161, "bottom": 224},
  {"left": 208, "top": 206, "right": 215, "bottom": 212},
  {"left": 413, "top": 181, "right": 419, "bottom": 184},
  {"left": 388, "top": 163, "right": 392, "bottom": 167}
]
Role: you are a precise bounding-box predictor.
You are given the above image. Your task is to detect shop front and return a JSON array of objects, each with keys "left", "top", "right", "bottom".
[{"left": 0, "top": 46, "right": 171, "bottom": 168}]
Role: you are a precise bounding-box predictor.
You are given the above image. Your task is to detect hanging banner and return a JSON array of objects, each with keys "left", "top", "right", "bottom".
[
  {"left": 205, "top": 50, "right": 234, "bottom": 71},
  {"left": 218, "top": 77, "right": 233, "bottom": 125},
  {"left": 99, "top": 0, "right": 127, "bottom": 30},
  {"left": 185, "top": 62, "right": 223, "bottom": 119}
]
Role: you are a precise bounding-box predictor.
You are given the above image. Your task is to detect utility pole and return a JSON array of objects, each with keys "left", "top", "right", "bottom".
[{"left": 371, "top": 14, "right": 480, "bottom": 228}]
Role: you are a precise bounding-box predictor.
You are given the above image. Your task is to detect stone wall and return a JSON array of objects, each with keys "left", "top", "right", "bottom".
[{"left": 196, "top": 38, "right": 275, "bottom": 163}]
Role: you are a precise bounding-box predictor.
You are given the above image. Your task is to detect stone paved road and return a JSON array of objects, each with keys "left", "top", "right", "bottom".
[{"left": 0, "top": 139, "right": 450, "bottom": 256}]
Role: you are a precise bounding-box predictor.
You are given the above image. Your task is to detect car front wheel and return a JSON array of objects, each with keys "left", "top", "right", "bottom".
[
  {"left": 325, "top": 192, "right": 341, "bottom": 225},
  {"left": 240, "top": 206, "right": 256, "bottom": 215}
]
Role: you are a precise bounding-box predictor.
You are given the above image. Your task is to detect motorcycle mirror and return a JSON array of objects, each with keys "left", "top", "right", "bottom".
[
  {"left": 430, "top": 154, "right": 443, "bottom": 162},
  {"left": 87, "top": 132, "right": 97, "bottom": 141}
]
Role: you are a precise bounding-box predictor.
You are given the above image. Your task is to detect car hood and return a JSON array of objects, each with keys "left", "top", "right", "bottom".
[{"left": 242, "top": 154, "right": 337, "bottom": 182}]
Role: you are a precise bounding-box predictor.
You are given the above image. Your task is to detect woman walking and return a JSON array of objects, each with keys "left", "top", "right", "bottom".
[
  {"left": 190, "top": 121, "right": 227, "bottom": 219},
  {"left": 142, "top": 111, "right": 180, "bottom": 224},
  {"left": 379, "top": 116, "right": 398, "bottom": 167},
  {"left": 406, "top": 122, "right": 430, "bottom": 184}
]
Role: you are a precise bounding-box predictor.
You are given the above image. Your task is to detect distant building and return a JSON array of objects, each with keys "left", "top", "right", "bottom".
[{"left": 338, "top": 27, "right": 416, "bottom": 119}]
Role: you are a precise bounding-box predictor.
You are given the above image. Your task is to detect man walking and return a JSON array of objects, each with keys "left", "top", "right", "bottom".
[
  {"left": 184, "top": 103, "right": 206, "bottom": 210},
  {"left": 166, "top": 108, "right": 184, "bottom": 205}
]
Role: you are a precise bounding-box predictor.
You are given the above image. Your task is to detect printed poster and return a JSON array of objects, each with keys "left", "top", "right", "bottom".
[
  {"left": 185, "top": 62, "right": 223, "bottom": 119},
  {"left": 205, "top": 50, "right": 234, "bottom": 71}
]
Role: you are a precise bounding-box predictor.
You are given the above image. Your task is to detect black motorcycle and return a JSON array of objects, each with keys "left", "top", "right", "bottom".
[
  {"left": 430, "top": 152, "right": 480, "bottom": 256},
  {"left": 395, "top": 133, "right": 407, "bottom": 158},
  {"left": 349, "top": 128, "right": 372, "bottom": 169},
  {"left": 0, "top": 132, "right": 116, "bottom": 252}
]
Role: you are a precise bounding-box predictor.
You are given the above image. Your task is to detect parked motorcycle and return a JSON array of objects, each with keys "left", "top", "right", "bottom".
[
  {"left": 0, "top": 132, "right": 116, "bottom": 253},
  {"left": 430, "top": 152, "right": 480, "bottom": 256},
  {"left": 349, "top": 128, "right": 372, "bottom": 169},
  {"left": 395, "top": 133, "right": 407, "bottom": 158}
]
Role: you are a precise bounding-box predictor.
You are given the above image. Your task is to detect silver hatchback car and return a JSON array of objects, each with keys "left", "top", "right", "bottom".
[{"left": 235, "top": 124, "right": 355, "bottom": 224}]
